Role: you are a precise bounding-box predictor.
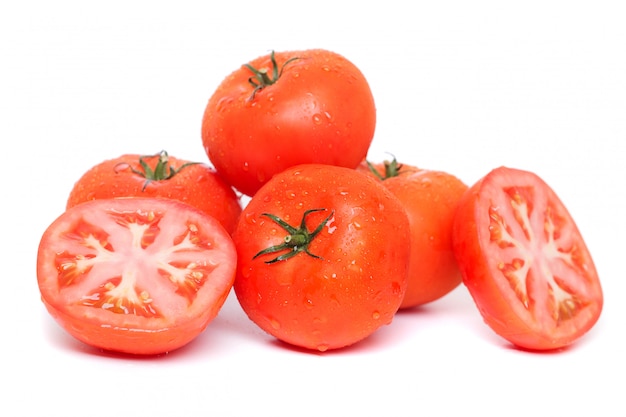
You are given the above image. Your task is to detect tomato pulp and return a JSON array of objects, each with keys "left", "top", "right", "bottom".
[
  {"left": 37, "top": 198, "right": 237, "bottom": 355},
  {"left": 452, "top": 166, "right": 603, "bottom": 350}
]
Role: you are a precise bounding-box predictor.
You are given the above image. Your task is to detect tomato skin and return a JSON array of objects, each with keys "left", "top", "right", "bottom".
[
  {"left": 452, "top": 166, "right": 603, "bottom": 350},
  {"left": 201, "top": 49, "right": 376, "bottom": 196},
  {"left": 232, "top": 164, "right": 410, "bottom": 351},
  {"left": 66, "top": 152, "right": 242, "bottom": 234},
  {"left": 37, "top": 198, "right": 237, "bottom": 355},
  {"left": 358, "top": 161, "right": 469, "bottom": 308}
]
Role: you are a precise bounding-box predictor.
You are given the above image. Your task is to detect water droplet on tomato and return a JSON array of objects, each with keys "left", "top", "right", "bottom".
[
  {"left": 270, "top": 318, "right": 281, "bottom": 330},
  {"left": 285, "top": 190, "right": 296, "bottom": 199},
  {"left": 242, "top": 162, "right": 250, "bottom": 172},
  {"left": 372, "top": 311, "right": 381, "bottom": 320},
  {"left": 244, "top": 212, "right": 257, "bottom": 225},
  {"left": 391, "top": 281, "right": 403, "bottom": 296},
  {"left": 350, "top": 221, "right": 362, "bottom": 231},
  {"left": 312, "top": 114, "right": 323, "bottom": 125},
  {"left": 114, "top": 162, "right": 130, "bottom": 174},
  {"left": 316, "top": 344, "right": 329, "bottom": 352},
  {"left": 216, "top": 96, "right": 234, "bottom": 112}
]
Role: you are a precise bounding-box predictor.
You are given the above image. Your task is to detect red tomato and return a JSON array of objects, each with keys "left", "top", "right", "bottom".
[
  {"left": 232, "top": 164, "right": 410, "bottom": 351},
  {"left": 358, "top": 158, "right": 468, "bottom": 308},
  {"left": 66, "top": 151, "right": 242, "bottom": 234},
  {"left": 201, "top": 49, "right": 376, "bottom": 196},
  {"left": 37, "top": 197, "right": 237, "bottom": 355},
  {"left": 452, "top": 166, "right": 603, "bottom": 350}
]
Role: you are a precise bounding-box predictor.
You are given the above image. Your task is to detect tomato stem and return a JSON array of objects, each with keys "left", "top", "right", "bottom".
[
  {"left": 253, "top": 208, "right": 334, "bottom": 264},
  {"left": 245, "top": 50, "right": 300, "bottom": 100},
  {"left": 366, "top": 154, "right": 404, "bottom": 180},
  {"left": 121, "top": 150, "right": 200, "bottom": 191}
]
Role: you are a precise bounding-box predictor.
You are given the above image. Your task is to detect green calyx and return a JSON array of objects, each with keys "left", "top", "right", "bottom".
[
  {"left": 245, "top": 50, "right": 300, "bottom": 100},
  {"left": 253, "top": 208, "right": 334, "bottom": 264},
  {"left": 366, "top": 155, "right": 404, "bottom": 180},
  {"left": 125, "top": 150, "right": 199, "bottom": 191}
]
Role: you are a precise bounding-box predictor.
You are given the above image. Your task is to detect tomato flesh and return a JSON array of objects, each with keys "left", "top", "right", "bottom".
[
  {"left": 452, "top": 167, "right": 603, "bottom": 350},
  {"left": 37, "top": 198, "right": 237, "bottom": 355}
]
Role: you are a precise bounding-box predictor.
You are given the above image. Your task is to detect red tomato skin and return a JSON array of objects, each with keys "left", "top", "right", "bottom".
[
  {"left": 66, "top": 153, "right": 242, "bottom": 234},
  {"left": 358, "top": 162, "right": 468, "bottom": 308},
  {"left": 202, "top": 49, "right": 376, "bottom": 196},
  {"left": 37, "top": 198, "right": 237, "bottom": 355},
  {"left": 452, "top": 166, "right": 603, "bottom": 350},
  {"left": 232, "top": 164, "right": 410, "bottom": 351}
]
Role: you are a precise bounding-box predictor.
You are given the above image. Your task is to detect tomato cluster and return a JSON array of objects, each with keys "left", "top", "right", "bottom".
[{"left": 37, "top": 48, "right": 603, "bottom": 355}]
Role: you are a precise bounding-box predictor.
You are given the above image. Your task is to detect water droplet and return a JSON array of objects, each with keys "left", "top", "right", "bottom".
[
  {"left": 285, "top": 190, "right": 296, "bottom": 199},
  {"left": 350, "top": 221, "right": 362, "bottom": 230},
  {"left": 114, "top": 162, "right": 130, "bottom": 174},
  {"left": 216, "top": 96, "right": 234, "bottom": 112},
  {"left": 317, "top": 344, "right": 329, "bottom": 352},
  {"left": 312, "top": 114, "right": 323, "bottom": 125},
  {"left": 269, "top": 318, "right": 281, "bottom": 330},
  {"left": 242, "top": 162, "right": 250, "bottom": 172},
  {"left": 372, "top": 311, "right": 381, "bottom": 320}
]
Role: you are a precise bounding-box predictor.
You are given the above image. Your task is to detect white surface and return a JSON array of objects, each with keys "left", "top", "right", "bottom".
[{"left": 2, "top": 1, "right": 624, "bottom": 416}]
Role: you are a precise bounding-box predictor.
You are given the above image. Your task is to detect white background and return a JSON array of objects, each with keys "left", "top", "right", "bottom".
[{"left": 2, "top": 1, "right": 624, "bottom": 416}]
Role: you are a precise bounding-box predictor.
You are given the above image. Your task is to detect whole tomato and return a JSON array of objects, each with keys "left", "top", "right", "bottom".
[
  {"left": 359, "top": 157, "right": 468, "bottom": 308},
  {"left": 66, "top": 150, "right": 242, "bottom": 234},
  {"left": 232, "top": 164, "right": 410, "bottom": 352},
  {"left": 201, "top": 49, "right": 376, "bottom": 196}
]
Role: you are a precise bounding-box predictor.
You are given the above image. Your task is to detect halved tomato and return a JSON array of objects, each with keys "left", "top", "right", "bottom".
[
  {"left": 37, "top": 197, "right": 237, "bottom": 355},
  {"left": 452, "top": 166, "right": 603, "bottom": 350}
]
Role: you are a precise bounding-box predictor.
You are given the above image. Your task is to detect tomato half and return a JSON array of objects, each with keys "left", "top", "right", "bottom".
[
  {"left": 452, "top": 166, "right": 603, "bottom": 350},
  {"left": 201, "top": 49, "right": 376, "bottom": 196},
  {"left": 37, "top": 198, "right": 237, "bottom": 355},
  {"left": 358, "top": 158, "right": 468, "bottom": 308},
  {"left": 232, "top": 164, "right": 410, "bottom": 351},
  {"left": 66, "top": 151, "right": 242, "bottom": 234}
]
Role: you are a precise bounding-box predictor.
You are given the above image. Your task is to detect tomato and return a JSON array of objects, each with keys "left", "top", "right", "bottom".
[
  {"left": 452, "top": 166, "right": 603, "bottom": 350},
  {"left": 66, "top": 150, "right": 242, "bottom": 234},
  {"left": 232, "top": 164, "right": 410, "bottom": 351},
  {"left": 358, "top": 158, "right": 468, "bottom": 308},
  {"left": 37, "top": 197, "right": 237, "bottom": 355},
  {"left": 201, "top": 49, "right": 376, "bottom": 196}
]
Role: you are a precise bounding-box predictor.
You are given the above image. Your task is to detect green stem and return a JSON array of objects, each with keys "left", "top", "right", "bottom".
[
  {"left": 122, "top": 150, "right": 199, "bottom": 191},
  {"left": 245, "top": 50, "right": 300, "bottom": 100},
  {"left": 253, "top": 208, "right": 334, "bottom": 264}
]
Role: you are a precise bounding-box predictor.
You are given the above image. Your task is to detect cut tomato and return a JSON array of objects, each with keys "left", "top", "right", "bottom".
[
  {"left": 37, "top": 197, "right": 237, "bottom": 355},
  {"left": 452, "top": 166, "right": 603, "bottom": 350}
]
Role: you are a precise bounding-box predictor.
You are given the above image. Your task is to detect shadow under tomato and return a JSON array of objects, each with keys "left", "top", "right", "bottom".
[{"left": 262, "top": 309, "right": 425, "bottom": 356}]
